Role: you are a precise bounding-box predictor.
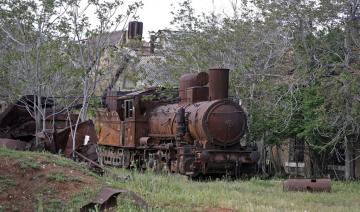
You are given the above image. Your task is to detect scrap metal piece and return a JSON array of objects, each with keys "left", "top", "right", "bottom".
[
  {"left": 283, "top": 178, "right": 331, "bottom": 192},
  {"left": 80, "top": 187, "right": 148, "bottom": 212},
  {"left": 0, "top": 95, "right": 77, "bottom": 142},
  {"left": 73, "top": 151, "right": 107, "bottom": 174},
  {"left": 0, "top": 138, "right": 29, "bottom": 150},
  {"left": 54, "top": 120, "right": 98, "bottom": 160},
  {"left": 96, "top": 110, "right": 122, "bottom": 147}
]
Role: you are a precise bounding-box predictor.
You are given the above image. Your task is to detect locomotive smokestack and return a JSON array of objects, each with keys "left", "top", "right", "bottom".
[{"left": 208, "top": 68, "right": 229, "bottom": 100}]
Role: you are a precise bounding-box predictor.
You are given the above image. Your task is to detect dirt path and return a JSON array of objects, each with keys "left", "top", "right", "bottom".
[{"left": 0, "top": 152, "right": 100, "bottom": 211}]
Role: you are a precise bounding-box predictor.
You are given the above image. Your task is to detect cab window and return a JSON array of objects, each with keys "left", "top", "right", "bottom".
[{"left": 125, "top": 99, "right": 134, "bottom": 118}]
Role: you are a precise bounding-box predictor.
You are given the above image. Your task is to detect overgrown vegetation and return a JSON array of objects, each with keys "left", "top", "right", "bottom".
[
  {"left": 1, "top": 148, "right": 360, "bottom": 211},
  {"left": 0, "top": 148, "right": 101, "bottom": 211},
  {"left": 149, "top": 0, "right": 360, "bottom": 178},
  {"left": 0, "top": 175, "right": 16, "bottom": 192},
  {"left": 46, "top": 172, "right": 81, "bottom": 182},
  {"left": 0, "top": 147, "right": 96, "bottom": 176},
  {"left": 1, "top": 0, "right": 360, "bottom": 209},
  {"left": 103, "top": 168, "right": 360, "bottom": 211}
]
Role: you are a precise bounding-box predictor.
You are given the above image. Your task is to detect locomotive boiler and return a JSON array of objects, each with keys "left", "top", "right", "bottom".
[{"left": 96, "top": 68, "right": 259, "bottom": 177}]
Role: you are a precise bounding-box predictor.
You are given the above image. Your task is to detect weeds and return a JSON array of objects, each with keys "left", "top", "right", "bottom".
[
  {"left": 65, "top": 187, "right": 102, "bottom": 211},
  {"left": 46, "top": 172, "right": 81, "bottom": 182},
  {"left": 117, "top": 196, "right": 142, "bottom": 212},
  {"left": 17, "top": 159, "right": 41, "bottom": 170},
  {"left": 102, "top": 168, "right": 360, "bottom": 212},
  {"left": 2, "top": 148, "right": 360, "bottom": 211},
  {"left": 0, "top": 175, "right": 16, "bottom": 192}
]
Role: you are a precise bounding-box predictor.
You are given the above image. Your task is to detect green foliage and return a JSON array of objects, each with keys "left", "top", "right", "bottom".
[
  {"left": 0, "top": 175, "right": 17, "bottom": 192},
  {"left": 0, "top": 147, "right": 98, "bottom": 177},
  {"left": 103, "top": 168, "right": 360, "bottom": 211},
  {"left": 46, "top": 171, "right": 81, "bottom": 182},
  {"left": 164, "top": 0, "right": 360, "bottom": 154},
  {"left": 3, "top": 148, "right": 360, "bottom": 211},
  {"left": 18, "top": 159, "right": 41, "bottom": 170}
]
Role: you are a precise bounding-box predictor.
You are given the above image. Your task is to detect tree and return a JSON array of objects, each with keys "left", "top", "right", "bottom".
[
  {"left": 0, "top": 0, "right": 142, "bottom": 152},
  {"left": 161, "top": 0, "right": 360, "bottom": 177}
]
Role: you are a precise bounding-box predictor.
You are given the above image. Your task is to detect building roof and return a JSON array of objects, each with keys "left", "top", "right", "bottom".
[{"left": 87, "top": 31, "right": 126, "bottom": 47}]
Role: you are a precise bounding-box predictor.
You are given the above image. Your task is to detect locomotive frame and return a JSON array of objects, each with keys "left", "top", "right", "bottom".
[{"left": 96, "top": 69, "right": 259, "bottom": 178}]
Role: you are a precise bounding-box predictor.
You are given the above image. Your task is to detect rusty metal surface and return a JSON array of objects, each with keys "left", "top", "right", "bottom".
[
  {"left": 127, "top": 96, "right": 149, "bottom": 147},
  {"left": 104, "top": 90, "right": 132, "bottom": 111},
  {"left": 179, "top": 73, "right": 198, "bottom": 104},
  {"left": 0, "top": 138, "right": 28, "bottom": 150},
  {"left": 186, "top": 86, "right": 209, "bottom": 104},
  {"left": 123, "top": 120, "right": 137, "bottom": 147},
  {"left": 0, "top": 96, "right": 77, "bottom": 142},
  {"left": 54, "top": 120, "right": 98, "bottom": 160},
  {"left": 179, "top": 72, "right": 208, "bottom": 104},
  {"left": 80, "top": 187, "right": 148, "bottom": 211},
  {"left": 208, "top": 68, "right": 229, "bottom": 100},
  {"left": 96, "top": 110, "right": 122, "bottom": 147},
  {"left": 283, "top": 178, "right": 331, "bottom": 192},
  {"left": 74, "top": 151, "right": 107, "bottom": 174},
  {"left": 148, "top": 104, "right": 179, "bottom": 138},
  {"left": 96, "top": 68, "right": 257, "bottom": 177},
  {"left": 0, "top": 95, "right": 53, "bottom": 129},
  {"left": 174, "top": 146, "right": 258, "bottom": 176},
  {"left": 148, "top": 99, "right": 247, "bottom": 147},
  {"left": 0, "top": 104, "right": 32, "bottom": 131},
  {"left": 187, "top": 100, "right": 247, "bottom": 147}
]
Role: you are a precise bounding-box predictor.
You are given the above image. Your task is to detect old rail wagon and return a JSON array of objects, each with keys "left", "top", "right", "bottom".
[{"left": 96, "top": 68, "right": 259, "bottom": 177}]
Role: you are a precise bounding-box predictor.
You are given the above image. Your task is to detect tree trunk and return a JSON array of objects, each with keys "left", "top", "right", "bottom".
[
  {"left": 344, "top": 137, "right": 353, "bottom": 180},
  {"left": 257, "top": 134, "right": 266, "bottom": 174},
  {"left": 101, "top": 54, "right": 130, "bottom": 104}
]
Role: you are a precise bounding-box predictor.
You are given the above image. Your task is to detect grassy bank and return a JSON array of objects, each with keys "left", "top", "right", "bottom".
[
  {"left": 104, "top": 169, "right": 360, "bottom": 212},
  {"left": 1, "top": 148, "right": 360, "bottom": 211}
]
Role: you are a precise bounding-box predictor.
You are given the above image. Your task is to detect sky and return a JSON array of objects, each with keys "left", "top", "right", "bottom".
[
  {"left": 134, "top": 0, "right": 236, "bottom": 40},
  {"left": 81, "top": 0, "right": 237, "bottom": 40}
]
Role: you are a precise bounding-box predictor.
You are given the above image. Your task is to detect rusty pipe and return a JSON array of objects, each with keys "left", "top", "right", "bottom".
[{"left": 283, "top": 178, "right": 331, "bottom": 192}]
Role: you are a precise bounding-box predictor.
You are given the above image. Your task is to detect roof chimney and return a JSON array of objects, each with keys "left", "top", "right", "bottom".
[{"left": 127, "top": 21, "right": 143, "bottom": 40}]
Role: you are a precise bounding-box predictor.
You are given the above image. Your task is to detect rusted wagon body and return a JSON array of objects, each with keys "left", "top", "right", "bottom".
[{"left": 96, "top": 69, "right": 259, "bottom": 177}]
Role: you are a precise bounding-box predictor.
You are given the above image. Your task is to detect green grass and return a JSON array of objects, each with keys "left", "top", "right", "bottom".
[
  {"left": 46, "top": 171, "right": 82, "bottom": 182},
  {"left": 101, "top": 169, "right": 360, "bottom": 212},
  {"left": 64, "top": 186, "right": 102, "bottom": 211},
  {"left": 0, "top": 175, "right": 17, "bottom": 192},
  {"left": 2, "top": 147, "right": 360, "bottom": 211},
  {"left": 0, "top": 148, "right": 102, "bottom": 211},
  {"left": 0, "top": 147, "right": 98, "bottom": 177},
  {"left": 18, "top": 158, "right": 41, "bottom": 170}
]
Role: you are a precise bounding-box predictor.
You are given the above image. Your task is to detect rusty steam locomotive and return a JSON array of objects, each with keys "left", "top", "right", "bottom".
[{"left": 96, "top": 68, "right": 259, "bottom": 177}]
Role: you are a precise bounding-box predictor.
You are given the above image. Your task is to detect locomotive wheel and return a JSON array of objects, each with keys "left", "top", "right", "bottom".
[{"left": 146, "top": 158, "right": 155, "bottom": 170}]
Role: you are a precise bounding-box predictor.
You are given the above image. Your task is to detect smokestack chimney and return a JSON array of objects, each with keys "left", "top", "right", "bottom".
[
  {"left": 150, "top": 35, "right": 156, "bottom": 54},
  {"left": 127, "top": 21, "right": 143, "bottom": 40},
  {"left": 208, "top": 68, "right": 229, "bottom": 100}
]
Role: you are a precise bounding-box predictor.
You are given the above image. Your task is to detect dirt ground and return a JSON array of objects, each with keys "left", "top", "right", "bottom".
[{"left": 0, "top": 153, "right": 99, "bottom": 211}]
